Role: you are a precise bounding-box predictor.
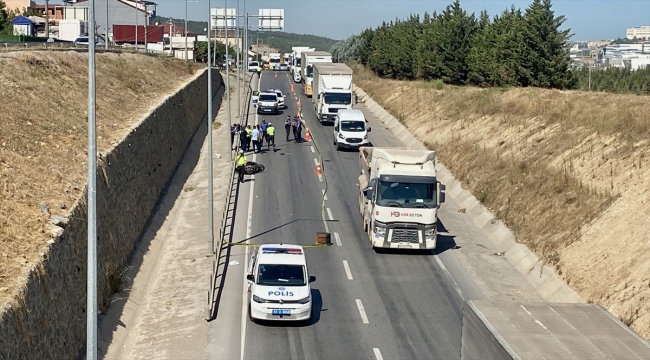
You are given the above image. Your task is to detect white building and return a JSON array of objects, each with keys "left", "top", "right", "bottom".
[{"left": 626, "top": 26, "right": 650, "bottom": 40}]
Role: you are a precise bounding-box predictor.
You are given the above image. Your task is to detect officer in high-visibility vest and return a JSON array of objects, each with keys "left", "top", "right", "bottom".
[
  {"left": 236, "top": 150, "right": 247, "bottom": 183},
  {"left": 256, "top": 65, "right": 262, "bottom": 76},
  {"left": 266, "top": 123, "right": 276, "bottom": 150}
]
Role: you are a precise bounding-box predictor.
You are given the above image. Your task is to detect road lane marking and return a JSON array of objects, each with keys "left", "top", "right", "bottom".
[
  {"left": 318, "top": 174, "right": 323, "bottom": 182},
  {"left": 326, "top": 208, "right": 333, "bottom": 220},
  {"left": 313, "top": 158, "right": 318, "bottom": 166},
  {"left": 343, "top": 260, "right": 353, "bottom": 280},
  {"left": 373, "top": 348, "right": 384, "bottom": 360},
  {"left": 310, "top": 146, "right": 315, "bottom": 153},
  {"left": 334, "top": 232, "right": 342, "bottom": 246},
  {"left": 356, "top": 299, "right": 369, "bottom": 324},
  {"left": 240, "top": 73, "right": 261, "bottom": 360},
  {"left": 322, "top": 189, "right": 327, "bottom": 200}
]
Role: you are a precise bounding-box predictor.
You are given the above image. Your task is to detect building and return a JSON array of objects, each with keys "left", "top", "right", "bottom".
[
  {"left": 211, "top": 29, "right": 243, "bottom": 51},
  {"left": 626, "top": 26, "right": 650, "bottom": 40},
  {"left": 11, "top": 15, "right": 33, "bottom": 35},
  {"left": 63, "top": 0, "right": 157, "bottom": 36},
  {"left": 3, "top": 0, "right": 35, "bottom": 13}
]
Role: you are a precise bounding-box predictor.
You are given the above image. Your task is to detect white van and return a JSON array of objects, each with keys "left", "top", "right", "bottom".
[
  {"left": 332, "top": 109, "right": 371, "bottom": 151},
  {"left": 248, "top": 61, "right": 259, "bottom": 72}
]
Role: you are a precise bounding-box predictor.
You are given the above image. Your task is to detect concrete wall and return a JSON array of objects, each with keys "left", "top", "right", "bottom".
[
  {"left": 353, "top": 84, "right": 584, "bottom": 304},
  {"left": 0, "top": 68, "right": 224, "bottom": 360}
]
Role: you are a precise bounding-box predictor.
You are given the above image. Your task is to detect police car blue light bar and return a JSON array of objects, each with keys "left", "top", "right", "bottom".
[{"left": 261, "top": 247, "right": 303, "bottom": 254}]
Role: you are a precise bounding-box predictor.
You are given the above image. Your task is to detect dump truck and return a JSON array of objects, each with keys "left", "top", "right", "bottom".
[
  {"left": 300, "top": 51, "right": 332, "bottom": 97},
  {"left": 358, "top": 147, "right": 442, "bottom": 250},
  {"left": 461, "top": 301, "right": 650, "bottom": 360},
  {"left": 312, "top": 62, "right": 353, "bottom": 123}
]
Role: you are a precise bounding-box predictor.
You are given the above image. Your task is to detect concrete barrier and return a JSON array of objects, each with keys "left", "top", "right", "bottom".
[
  {"left": 353, "top": 84, "right": 583, "bottom": 305},
  {"left": 0, "top": 68, "right": 224, "bottom": 360}
]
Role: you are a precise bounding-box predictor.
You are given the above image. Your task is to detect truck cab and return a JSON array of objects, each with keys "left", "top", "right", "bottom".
[{"left": 333, "top": 109, "right": 370, "bottom": 150}]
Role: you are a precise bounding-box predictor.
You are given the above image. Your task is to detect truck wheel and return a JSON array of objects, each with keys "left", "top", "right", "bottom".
[{"left": 336, "top": 143, "right": 341, "bottom": 151}]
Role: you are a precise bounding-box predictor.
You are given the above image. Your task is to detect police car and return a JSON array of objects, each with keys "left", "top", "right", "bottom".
[
  {"left": 267, "top": 88, "right": 285, "bottom": 109},
  {"left": 247, "top": 244, "right": 315, "bottom": 323}
]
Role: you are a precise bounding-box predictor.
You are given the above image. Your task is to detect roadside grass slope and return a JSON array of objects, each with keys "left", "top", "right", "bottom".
[
  {"left": 351, "top": 63, "right": 650, "bottom": 340},
  {"left": 0, "top": 51, "right": 193, "bottom": 311}
]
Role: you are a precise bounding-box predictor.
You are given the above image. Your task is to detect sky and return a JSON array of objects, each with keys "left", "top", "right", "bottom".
[{"left": 152, "top": 0, "right": 650, "bottom": 41}]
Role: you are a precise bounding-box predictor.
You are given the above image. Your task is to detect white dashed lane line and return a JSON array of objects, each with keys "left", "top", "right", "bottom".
[
  {"left": 356, "top": 299, "right": 369, "bottom": 324},
  {"left": 334, "top": 232, "right": 342, "bottom": 247},
  {"left": 343, "top": 260, "right": 353, "bottom": 280},
  {"left": 373, "top": 348, "right": 384, "bottom": 360},
  {"left": 311, "top": 146, "right": 315, "bottom": 153},
  {"left": 326, "top": 208, "right": 333, "bottom": 220}
]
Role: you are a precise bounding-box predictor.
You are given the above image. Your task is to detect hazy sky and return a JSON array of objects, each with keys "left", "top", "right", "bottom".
[{"left": 153, "top": 0, "right": 650, "bottom": 41}]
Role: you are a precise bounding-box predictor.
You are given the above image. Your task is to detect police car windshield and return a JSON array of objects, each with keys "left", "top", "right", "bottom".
[
  {"left": 259, "top": 94, "right": 277, "bottom": 101},
  {"left": 376, "top": 181, "right": 437, "bottom": 208},
  {"left": 257, "top": 264, "right": 306, "bottom": 286}
]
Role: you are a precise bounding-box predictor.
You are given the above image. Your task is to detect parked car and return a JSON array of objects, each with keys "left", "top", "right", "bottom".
[{"left": 73, "top": 36, "right": 103, "bottom": 46}]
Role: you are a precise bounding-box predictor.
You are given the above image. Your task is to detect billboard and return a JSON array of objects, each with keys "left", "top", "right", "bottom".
[
  {"left": 258, "top": 9, "right": 284, "bottom": 31},
  {"left": 211, "top": 8, "right": 237, "bottom": 30}
]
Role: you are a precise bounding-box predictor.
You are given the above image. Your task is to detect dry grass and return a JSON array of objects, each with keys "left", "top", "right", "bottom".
[
  {"left": 351, "top": 63, "right": 650, "bottom": 339},
  {"left": 0, "top": 51, "right": 195, "bottom": 308}
]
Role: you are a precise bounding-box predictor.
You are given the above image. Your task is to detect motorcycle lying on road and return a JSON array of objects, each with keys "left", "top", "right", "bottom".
[{"left": 244, "top": 161, "right": 265, "bottom": 175}]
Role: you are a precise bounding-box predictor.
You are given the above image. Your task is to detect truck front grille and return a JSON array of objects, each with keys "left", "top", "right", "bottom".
[
  {"left": 347, "top": 138, "right": 362, "bottom": 144},
  {"left": 328, "top": 108, "right": 340, "bottom": 113},
  {"left": 391, "top": 229, "right": 419, "bottom": 243}
]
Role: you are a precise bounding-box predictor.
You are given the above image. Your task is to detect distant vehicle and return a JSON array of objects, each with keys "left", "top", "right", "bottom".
[
  {"left": 247, "top": 244, "right": 316, "bottom": 324},
  {"left": 332, "top": 109, "right": 370, "bottom": 150},
  {"left": 257, "top": 92, "right": 279, "bottom": 114},
  {"left": 279, "top": 63, "right": 288, "bottom": 71},
  {"left": 248, "top": 61, "right": 259, "bottom": 72},
  {"left": 293, "top": 71, "right": 302, "bottom": 83},
  {"left": 268, "top": 89, "right": 285, "bottom": 109},
  {"left": 73, "top": 36, "right": 102, "bottom": 46}
]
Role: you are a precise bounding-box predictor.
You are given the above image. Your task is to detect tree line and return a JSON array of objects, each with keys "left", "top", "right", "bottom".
[{"left": 330, "top": 0, "right": 650, "bottom": 95}]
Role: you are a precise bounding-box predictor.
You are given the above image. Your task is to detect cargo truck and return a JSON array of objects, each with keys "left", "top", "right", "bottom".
[
  {"left": 268, "top": 52, "right": 281, "bottom": 70},
  {"left": 312, "top": 63, "right": 353, "bottom": 123},
  {"left": 290, "top": 47, "right": 314, "bottom": 77},
  {"left": 112, "top": 24, "right": 164, "bottom": 45},
  {"left": 301, "top": 51, "right": 332, "bottom": 97},
  {"left": 358, "top": 147, "right": 442, "bottom": 250},
  {"left": 461, "top": 301, "right": 650, "bottom": 360}
]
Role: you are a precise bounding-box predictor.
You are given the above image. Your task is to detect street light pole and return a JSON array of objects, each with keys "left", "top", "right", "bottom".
[
  {"left": 207, "top": 0, "right": 214, "bottom": 255},
  {"left": 236, "top": 0, "right": 240, "bottom": 121},
  {"left": 105, "top": 0, "right": 109, "bottom": 49},
  {"left": 185, "top": 0, "right": 188, "bottom": 60},
  {"left": 225, "top": 0, "right": 231, "bottom": 144},
  {"left": 135, "top": 0, "right": 138, "bottom": 51},
  {"left": 86, "top": 0, "right": 98, "bottom": 358}
]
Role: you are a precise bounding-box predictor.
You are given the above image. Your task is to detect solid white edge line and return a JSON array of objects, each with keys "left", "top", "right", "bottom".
[
  {"left": 240, "top": 73, "right": 262, "bottom": 360},
  {"left": 373, "top": 348, "right": 384, "bottom": 360},
  {"left": 343, "top": 260, "right": 353, "bottom": 280},
  {"left": 356, "top": 299, "right": 369, "bottom": 324},
  {"left": 433, "top": 254, "right": 467, "bottom": 302},
  {"left": 326, "top": 208, "right": 333, "bottom": 220},
  {"left": 334, "top": 232, "right": 342, "bottom": 246}
]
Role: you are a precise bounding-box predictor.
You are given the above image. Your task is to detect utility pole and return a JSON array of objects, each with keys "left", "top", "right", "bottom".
[
  {"left": 135, "top": 0, "right": 138, "bottom": 51},
  {"left": 236, "top": 0, "right": 240, "bottom": 122},
  {"left": 207, "top": 0, "right": 214, "bottom": 256},
  {"left": 185, "top": 0, "right": 188, "bottom": 61},
  {"left": 105, "top": 0, "right": 109, "bottom": 49},
  {"left": 144, "top": 4, "right": 147, "bottom": 53},
  {"left": 44, "top": 0, "right": 49, "bottom": 40},
  {"left": 86, "top": 0, "right": 98, "bottom": 358},
  {"left": 225, "top": 0, "right": 231, "bottom": 145}
]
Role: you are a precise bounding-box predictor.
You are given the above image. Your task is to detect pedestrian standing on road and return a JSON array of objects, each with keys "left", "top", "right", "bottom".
[
  {"left": 266, "top": 123, "right": 276, "bottom": 150},
  {"left": 245, "top": 124, "right": 252, "bottom": 151},
  {"left": 260, "top": 119, "right": 269, "bottom": 147},
  {"left": 239, "top": 126, "right": 248, "bottom": 152},
  {"left": 251, "top": 125, "right": 260, "bottom": 154},
  {"left": 293, "top": 116, "right": 302, "bottom": 142},
  {"left": 292, "top": 116, "right": 299, "bottom": 141},
  {"left": 284, "top": 115, "right": 292, "bottom": 141},
  {"left": 236, "top": 150, "right": 247, "bottom": 183},
  {"left": 256, "top": 125, "right": 264, "bottom": 153}
]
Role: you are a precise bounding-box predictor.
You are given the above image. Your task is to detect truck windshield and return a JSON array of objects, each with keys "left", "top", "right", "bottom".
[
  {"left": 296, "top": 59, "right": 301, "bottom": 67},
  {"left": 270, "top": 58, "right": 280, "bottom": 63},
  {"left": 257, "top": 264, "right": 306, "bottom": 286},
  {"left": 324, "top": 92, "right": 352, "bottom": 105},
  {"left": 376, "top": 180, "right": 437, "bottom": 208},
  {"left": 307, "top": 65, "right": 314, "bottom": 77},
  {"left": 341, "top": 120, "right": 365, "bottom": 132},
  {"left": 259, "top": 94, "right": 277, "bottom": 101}
]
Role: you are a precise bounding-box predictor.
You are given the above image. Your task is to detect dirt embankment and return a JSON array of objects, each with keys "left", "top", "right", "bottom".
[
  {"left": 0, "top": 51, "right": 194, "bottom": 310},
  {"left": 351, "top": 63, "right": 650, "bottom": 340}
]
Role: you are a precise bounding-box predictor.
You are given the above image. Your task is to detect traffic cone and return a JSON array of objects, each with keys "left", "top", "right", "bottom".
[
  {"left": 274, "top": 72, "right": 278, "bottom": 78},
  {"left": 304, "top": 128, "right": 312, "bottom": 142},
  {"left": 297, "top": 98, "right": 301, "bottom": 107},
  {"left": 315, "top": 162, "right": 322, "bottom": 175},
  {"left": 290, "top": 84, "right": 294, "bottom": 93}
]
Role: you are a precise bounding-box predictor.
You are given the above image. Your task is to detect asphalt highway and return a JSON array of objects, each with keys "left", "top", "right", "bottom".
[{"left": 209, "top": 71, "right": 472, "bottom": 360}]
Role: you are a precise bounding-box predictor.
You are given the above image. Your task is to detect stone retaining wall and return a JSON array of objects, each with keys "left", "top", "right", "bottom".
[{"left": 0, "top": 68, "right": 224, "bottom": 360}]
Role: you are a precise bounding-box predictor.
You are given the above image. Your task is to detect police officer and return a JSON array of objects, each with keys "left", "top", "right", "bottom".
[
  {"left": 256, "top": 65, "right": 262, "bottom": 76},
  {"left": 260, "top": 119, "right": 269, "bottom": 146},
  {"left": 266, "top": 122, "right": 276, "bottom": 149},
  {"left": 284, "top": 115, "right": 292, "bottom": 141},
  {"left": 236, "top": 150, "right": 247, "bottom": 183},
  {"left": 245, "top": 124, "right": 252, "bottom": 150}
]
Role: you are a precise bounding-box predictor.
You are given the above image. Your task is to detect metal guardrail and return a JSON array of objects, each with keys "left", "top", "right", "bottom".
[{"left": 206, "top": 73, "right": 254, "bottom": 320}]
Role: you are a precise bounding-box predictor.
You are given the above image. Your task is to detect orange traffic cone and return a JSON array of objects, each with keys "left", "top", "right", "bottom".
[
  {"left": 315, "top": 162, "right": 322, "bottom": 175},
  {"left": 304, "top": 128, "right": 312, "bottom": 142},
  {"left": 297, "top": 98, "right": 301, "bottom": 107},
  {"left": 290, "top": 84, "right": 294, "bottom": 93}
]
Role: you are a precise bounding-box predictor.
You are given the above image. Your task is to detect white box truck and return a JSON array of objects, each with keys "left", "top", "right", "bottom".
[
  {"left": 358, "top": 147, "right": 442, "bottom": 250},
  {"left": 312, "top": 62, "right": 353, "bottom": 123},
  {"left": 291, "top": 47, "right": 314, "bottom": 81},
  {"left": 58, "top": 19, "right": 87, "bottom": 42},
  {"left": 301, "top": 51, "right": 332, "bottom": 97}
]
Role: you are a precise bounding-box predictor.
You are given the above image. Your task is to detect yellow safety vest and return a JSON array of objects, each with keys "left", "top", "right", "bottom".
[
  {"left": 267, "top": 126, "right": 275, "bottom": 136},
  {"left": 245, "top": 128, "right": 252, "bottom": 137},
  {"left": 236, "top": 155, "right": 247, "bottom": 166}
]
